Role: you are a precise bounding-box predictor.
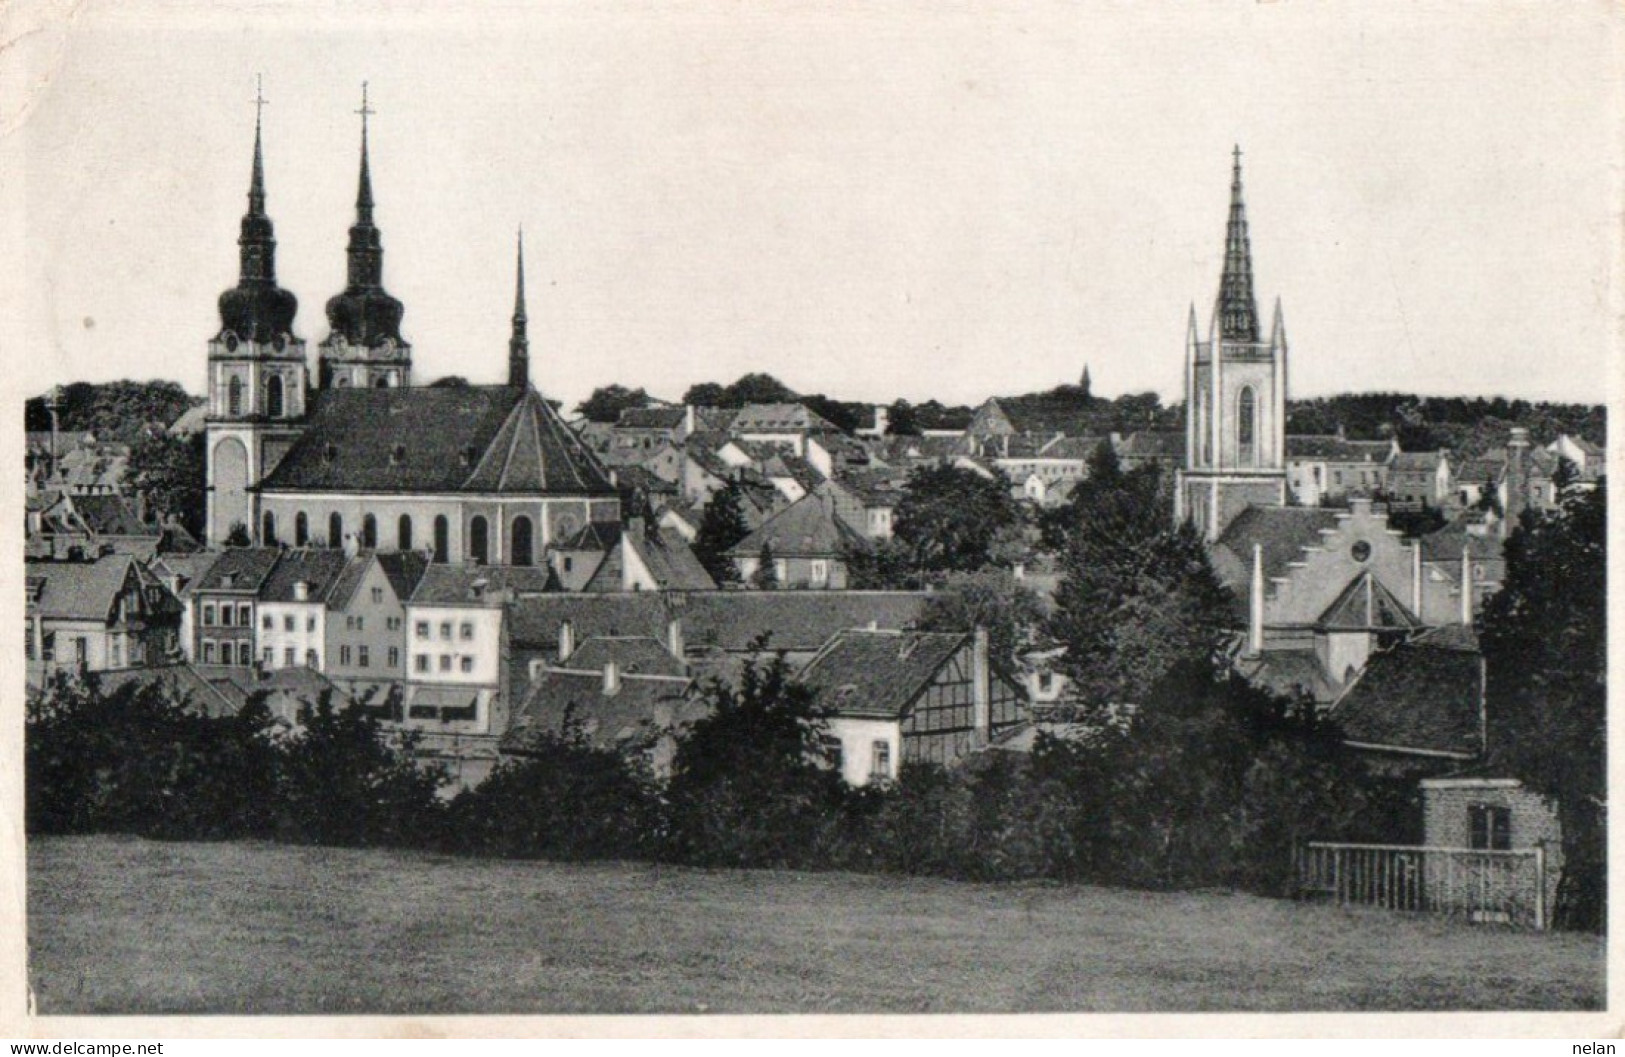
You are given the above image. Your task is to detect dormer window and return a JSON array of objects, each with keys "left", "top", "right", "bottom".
[
  {"left": 460, "top": 445, "right": 478, "bottom": 467},
  {"left": 324, "top": 443, "right": 338, "bottom": 463},
  {"left": 390, "top": 444, "right": 406, "bottom": 466}
]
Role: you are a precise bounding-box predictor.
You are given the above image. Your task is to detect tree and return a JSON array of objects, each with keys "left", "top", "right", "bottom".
[
  {"left": 893, "top": 464, "right": 1022, "bottom": 573},
  {"left": 575, "top": 384, "right": 651, "bottom": 424},
  {"left": 124, "top": 431, "right": 207, "bottom": 537},
  {"left": 693, "top": 481, "right": 751, "bottom": 585},
  {"left": 885, "top": 399, "right": 920, "bottom": 436},
  {"left": 428, "top": 375, "right": 471, "bottom": 388},
  {"left": 751, "top": 542, "right": 779, "bottom": 590},
  {"left": 224, "top": 522, "right": 252, "bottom": 547},
  {"left": 26, "top": 380, "right": 195, "bottom": 442},
  {"left": 917, "top": 569, "right": 1047, "bottom": 671},
  {"left": 1047, "top": 450, "right": 1231, "bottom": 709},
  {"left": 682, "top": 382, "right": 727, "bottom": 406},
  {"left": 1552, "top": 454, "right": 1580, "bottom": 497},
  {"left": 1479, "top": 485, "right": 1606, "bottom": 930},
  {"left": 799, "top": 394, "right": 864, "bottom": 434},
  {"left": 724, "top": 372, "right": 797, "bottom": 406},
  {"left": 664, "top": 648, "right": 845, "bottom": 867}
]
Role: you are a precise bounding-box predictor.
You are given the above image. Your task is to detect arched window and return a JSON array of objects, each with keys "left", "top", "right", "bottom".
[
  {"left": 266, "top": 375, "right": 285, "bottom": 418},
  {"left": 361, "top": 513, "right": 378, "bottom": 549},
  {"left": 398, "top": 514, "right": 413, "bottom": 552},
  {"left": 261, "top": 511, "right": 277, "bottom": 546},
  {"left": 1238, "top": 386, "right": 1257, "bottom": 466},
  {"left": 469, "top": 515, "right": 488, "bottom": 565},
  {"left": 511, "top": 515, "right": 534, "bottom": 566},
  {"left": 228, "top": 376, "right": 243, "bottom": 416},
  {"left": 295, "top": 511, "right": 309, "bottom": 546},
  {"left": 433, "top": 515, "right": 449, "bottom": 564},
  {"left": 374, "top": 375, "right": 390, "bottom": 389},
  {"left": 329, "top": 512, "right": 344, "bottom": 549}
]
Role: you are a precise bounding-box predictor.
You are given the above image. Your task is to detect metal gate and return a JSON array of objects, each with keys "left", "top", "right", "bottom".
[{"left": 1297, "top": 842, "right": 1547, "bottom": 929}]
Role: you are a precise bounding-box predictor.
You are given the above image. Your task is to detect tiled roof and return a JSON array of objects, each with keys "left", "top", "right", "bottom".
[
  {"left": 1330, "top": 633, "right": 1484, "bottom": 757},
  {"left": 729, "top": 403, "right": 837, "bottom": 433},
  {"left": 1115, "top": 430, "right": 1186, "bottom": 458},
  {"left": 728, "top": 493, "right": 866, "bottom": 558},
  {"left": 877, "top": 435, "right": 966, "bottom": 461},
  {"left": 1285, "top": 435, "right": 1392, "bottom": 462},
  {"left": 829, "top": 468, "right": 906, "bottom": 507},
  {"left": 410, "top": 563, "right": 557, "bottom": 606},
  {"left": 612, "top": 463, "right": 678, "bottom": 495},
  {"left": 616, "top": 528, "right": 715, "bottom": 592},
  {"left": 1317, "top": 571, "right": 1422, "bottom": 631},
  {"left": 798, "top": 629, "right": 968, "bottom": 719},
  {"left": 564, "top": 635, "right": 687, "bottom": 677},
  {"left": 556, "top": 521, "right": 624, "bottom": 552},
  {"left": 509, "top": 589, "right": 932, "bottom": 656},
  {"left": 257, "top": 548, "right": 351, "bottom": 603},
  {"left": 94, "top": 663, "right": 245, "bottom": 718},
  {"left": 257, "top": 386, "right": 614, "bottom": 496},
  {"left": 1235, "top": 648, "right": 1339, "bottom": 704},
  {"left": 27, "top": 557, "right": 138, "bottom": 622},
  {"left": 501, "top": 670, "right": 701, "bottom": 755},
  {"left": 617, "top": 406, "right": 687, "bottom": 429},
  {"left": 191, "top": 547, "right": 282, "bottom": 594},
  {"left": 70, "top": 495, "right": 150, "bottom": 537},
  {"left": 1419, "top": 520, "right": 1507, "bottom": 564},
  {"left": 986, "top": 397, "right": 1101, "bottom": 438},
  {"left": 1390, "top": 451, "right": 1446, "bottom": 472},
  {"left": 1213, "top": 506, "right": 1341, "bottom": 582},
  {"left": 376, "top": 551, "right": 430, "bottom": 604},
  {"left": 148, "top": 552, "right": 222, "bottom": 597}
]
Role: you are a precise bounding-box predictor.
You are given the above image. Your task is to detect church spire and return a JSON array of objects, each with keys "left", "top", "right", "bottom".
[
  {"left": 1216, "top": 145, "right": 1260, "bottom": 343},
  {"left": 509, "top": 227, "right": 529, "bottom": 388},
  {"left": 216, "top": 76, "right": 297, "bottom": 343},
  {"left": 324, "top": 81, "right": 405, "bottom": 352}
]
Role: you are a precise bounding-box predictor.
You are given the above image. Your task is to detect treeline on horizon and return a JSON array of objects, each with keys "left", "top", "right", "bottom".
[{"left": 24, "top": 377, "right": 1606, "bottom": 452}]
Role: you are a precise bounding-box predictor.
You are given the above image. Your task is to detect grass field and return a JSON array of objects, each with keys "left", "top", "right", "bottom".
[{"left": 27, "top": 834, "right": 1604, "bottom": 1014}]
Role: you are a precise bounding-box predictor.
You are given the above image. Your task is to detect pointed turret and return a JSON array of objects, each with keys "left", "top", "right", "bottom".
[
  {"left": 216, "top": 85, "right": 298, "bottom": 344},
  {"left": 1079, "top": 364, "right": 1092, "bottom": 400},
  {"left": 1216, "top": 145, "right": 1260, "bottom": 343},
  {"left": 1269, "top": 297, "right": 1287, "bottom": 347},
  {"left": 509, "top": 227, "right": 530, "bottom": 388},
  {"left": 324, "top": 83, "right": 405, "bottom": 353}
]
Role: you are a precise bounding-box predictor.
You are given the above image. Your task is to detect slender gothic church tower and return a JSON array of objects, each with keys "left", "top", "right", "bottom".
[
  {"left": 1174, "top": 148, "right": 1289, "bottom": 540},
  {"left": 318, "top": 84, "right": 412, "bottom": 389},
  {"left": 205, "top": 88, "right": 310, "bottom": 545}
]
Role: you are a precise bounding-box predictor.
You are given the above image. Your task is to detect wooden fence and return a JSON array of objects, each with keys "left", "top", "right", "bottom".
[{"left": 1296, "top": 842, "right": 1547, "bottom": 930}]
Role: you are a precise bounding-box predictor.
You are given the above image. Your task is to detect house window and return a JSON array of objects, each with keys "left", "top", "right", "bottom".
[
  {"left": 111, "top": 642, "right": 122, "bottom": 668},
  {"left": 219, "top": 605, "right": 232, "bottom": 627},
  {"left": 439, "top": 654, "right": 452, "bottom": 672},
  {"left": 307, "top": 616, "right": 316, "bottom": 632},
  {"left": 440, "top": 622, "right": 452, "bottom": 641},
  {"left": 203, "top": 640, "right": 215, "bottom": 664},
  {"left": 372, "top": 587, "right": 383, "bottom": 604},
  {"left": 284, "top": 648, "right": 295, "bottom": 668},
  {"left": 359, "top": 646, "right": 370, "bottom": 668},
  {"left": 238, "top": 604, "right": 251, "bottom": 625},
  {"left": 355, "top": 617, "right": 364, "bottom": 631},
  {"left": 416, "top": 621, "right": 429, "bottom": 638},
  {"left": 305, "top": 649, "right": 318, "bottom": 668},
  {"left": 388, "top": 647, "right": 399, "bottom": 668},
  {"left": 460, "top": 622, "right": 473, "bottom": 640},
  {"left": 204, "top": 604, "right": 216, "bottom": 626},
  {"left": 414, "top": 654, "right": 428, "bottom": 673},
  {"left": 1038, "top": 672, "right": 1055, "bottom": 693},
  {"left": 237, "top": 642, "right": 251, "bottom": 666},
  {"left": 870, "top": 740, "right": 891, "bottom": 781},
  {"left": 460, "top": 656, "right": 473, "bottom": 673},
  {"left": 283, "top": 615, "right": 294, "bottom": 632},
  {"left": 1469, "top": 805, "right": 1512, "bottom": 851},
  {"left": 340, "top": 646, "right": 352, "bottom": 666},
  {"left": 263, "top": 614, "right": 273, "bottom": 630},
  {"left": 820, "top": 735, "right": 844, "bottom": 772},
  {"left": 810, "top": 559, "right": 829, "bottom": 584},
  {"left": 262, "top": 647, "right": 273, "bottom": 665},
  {"left": 387, "top": 617, "right": 401, "bottom": 631}
]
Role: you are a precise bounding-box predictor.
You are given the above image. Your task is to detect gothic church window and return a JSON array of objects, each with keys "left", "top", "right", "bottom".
[
  {"left": 469, "top": 516, "right": 489, "bottom": 565},
  {"left": 433, "top": 516, "right": 449, "bottom": 564},
  {"left": 267, "top": 375, "right": 284, "bottom": 418},
  {"left": 330, "top": 512, "right": 344, "bottom": 549},
  {"left": 1238, "top": 387, "right": 1257, "bottom": 466},
  {"left": 362, "top": 514, "right": 378, "bottom": 549},
  {"left": 262, "top": 511, "right": 276, "bottom": 546},
  {"left": 511, "top": 515, "right": 534, "bottom": 566},
  {"left": 228, "top": 376, "right": 243, "bottom": 417},
  {"left": 398, "top": 515, "right": 413, "bottom": 551},
  {"left": 295, "top": 512, "right": 309, "bottom": 546}
]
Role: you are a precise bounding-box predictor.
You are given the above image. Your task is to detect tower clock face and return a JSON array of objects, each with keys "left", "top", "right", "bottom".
[{"left": 1351, "top": 540, "right": 1372, "bottom": 563}]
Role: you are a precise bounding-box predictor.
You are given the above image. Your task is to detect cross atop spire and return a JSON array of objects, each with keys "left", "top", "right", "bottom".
[
  {"left": 1216, "top": 143, "right": 1260, "bottom": 343},
  {"left": 354, "top": 81, "right": 375, "bottom": 215},
  {"left": 248, "top": 75, "right": 268, "bottom": 213}
]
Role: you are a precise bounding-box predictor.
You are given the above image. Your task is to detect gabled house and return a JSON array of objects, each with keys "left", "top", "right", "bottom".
[
  {"left": 819, "top": 470, "right": 904, "bottom": 541},
  {"left": 324, "top": 549, "right": 430, "bottom": 698},
  {"left": 1112, "top": 430, "right": 1186, "bottom": 474},
  {"left": 1284, "top": 435, "right": 1396, "bottom": 506},
  {"left": 1387, "top": 451, "right": 1452, "bottom": 511},
  {"left": 727, "top": 403, "right": 842, "bottom": 460},
  {"left": 255, "top": 548, "right": 351, "bottom": 673},
  {"left": 797, "top": 628, "right": 1028, "bottom": 785},
  {"left": 1548, "top": 433, "right": 1605, "bottom": 485},
  {"left": 582, "top": 518, "right": 717, "bottom": 593},
  {"left": 1326, "top": 624, "right": 1486, "bottom": 775},
  {"left": 549, "top": 521, "right": 620, "bottom": 591},
  {"left": 728, "top": 492, "right": 866, "bottom": 589},
  {"left": 501, "top": 660, "right": 702, "bottom": 778},
  {"left": 189, "top": 547, "right": 283, "bottom": 668},
  {"left": 25, "top": 555, "right": 183, "bottom": 687}
]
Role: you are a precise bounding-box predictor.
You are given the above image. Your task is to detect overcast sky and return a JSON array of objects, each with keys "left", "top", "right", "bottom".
[{"left": 8, "top": 1, "right": 1621, "bottom": 411}]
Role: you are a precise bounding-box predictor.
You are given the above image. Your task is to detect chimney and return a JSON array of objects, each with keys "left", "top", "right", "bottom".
[
  {"left": 528, "top": 657, "right": 546, "bottom": 683},
  {"left": 558, "top": 619, "right": 575, "bottom": 663},
  {"left": 684, "top": 404, "right": 696, "bottom": 436},
  {"left": 1248, "top": 543, "right": 1265, "bottom": 657},
  {"left": 342, "top": 530, "right": 359, "bottom": 558},
  {"left": 1410, "top": 540, "right": 1422, "bottom": 618},
  {"left": 971, "top": 626, "right": 991, "bottom": 746},
  {"left": 667, "top": 617, "right": 685, "bottom": 660},
  {"left": 1460, "top": 546, "right": 1474, "bottom": 625},
  {"left": 1505, "top": 427, "right": 1530, "bottom": 532},
  {"left": 602, "top": 659, "right": 621, "bottom": 695},
  {"left": 293, "top": 580, "right": 309, "bottom": 601}
]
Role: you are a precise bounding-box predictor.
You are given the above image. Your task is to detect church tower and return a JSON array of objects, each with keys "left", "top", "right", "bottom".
[
  {"left": 1174, "top": 148, "right": 1288, "bottom": 540},
  {"left": 318, "top": 84, "right": 412, "bottom": 389},
  {"left": 205, "top": 82, "right": 310, "bottom": 547}
]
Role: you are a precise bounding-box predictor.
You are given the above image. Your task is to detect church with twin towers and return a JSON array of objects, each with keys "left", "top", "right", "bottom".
[{"left": 203, "top": 85, "right": 619, "bottom": 562}]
